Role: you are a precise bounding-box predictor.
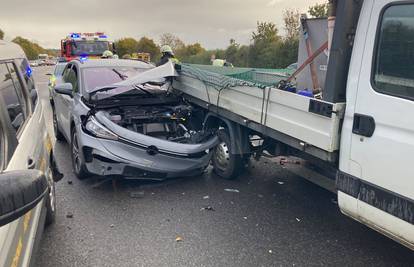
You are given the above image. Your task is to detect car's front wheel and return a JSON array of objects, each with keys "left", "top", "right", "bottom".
[{"left": 71, "top": 128, "right": 90, "bottom": 180}]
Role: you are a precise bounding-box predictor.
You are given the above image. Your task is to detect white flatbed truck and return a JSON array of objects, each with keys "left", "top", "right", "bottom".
[{"left": 173, "top": 0, "right": 414, "bottom": 250}]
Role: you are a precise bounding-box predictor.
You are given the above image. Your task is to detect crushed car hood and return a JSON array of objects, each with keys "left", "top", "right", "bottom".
[{"left": 95, "top": 111, "right": 219, "bottom": 156}]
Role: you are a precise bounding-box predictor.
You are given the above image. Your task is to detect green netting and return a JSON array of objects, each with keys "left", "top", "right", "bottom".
[
  {"left": 181, "top": 64, "right": 260, "bottom": 90},
  {"left": 185, "top": 64, "right": 292, "bottom": 87}
]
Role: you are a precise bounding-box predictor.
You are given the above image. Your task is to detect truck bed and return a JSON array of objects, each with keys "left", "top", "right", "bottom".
[{"left": 174, "top": 65, "right": 346, "bottom": 162}]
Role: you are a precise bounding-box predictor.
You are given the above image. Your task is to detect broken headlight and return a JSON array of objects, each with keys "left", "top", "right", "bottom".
[{"left": 85, "top": 116, "right": 118, "bottom": 140}]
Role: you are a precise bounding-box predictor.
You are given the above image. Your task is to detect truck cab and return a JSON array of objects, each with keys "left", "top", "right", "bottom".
[{"left": 338, "top": 0, "right": 414, "bottom": 249}]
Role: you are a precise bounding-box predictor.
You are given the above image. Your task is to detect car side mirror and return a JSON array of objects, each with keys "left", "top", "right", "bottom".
[
  {"left": 54, "top": 83, "right": 73, "bottom": 97},
  {"left": 0, "top": 170, "right": 49, "bottom": 227}
]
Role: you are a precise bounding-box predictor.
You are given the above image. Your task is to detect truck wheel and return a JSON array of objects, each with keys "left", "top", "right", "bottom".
[
  {"left": 212, "top": 129, "right": 243, "bottom": 180},
  {"left": 45, "top": 182, "right": 56, "bottom": 226},
  {"left": 53, "top": 110, "right": 65, "bottom": 142},
  {"left": 71, "top": 129, "right": 90, "bottom": 180}
]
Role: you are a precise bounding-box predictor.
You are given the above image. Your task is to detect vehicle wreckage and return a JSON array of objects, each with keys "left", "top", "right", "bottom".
[{"left": 52, "top": 60, "right": 219, "bottom": 180}]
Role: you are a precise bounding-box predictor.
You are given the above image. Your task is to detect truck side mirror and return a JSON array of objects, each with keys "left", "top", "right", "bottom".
[
  {"left": 0, "top": 170, "right": 49, "bottom": 226},
  {"left": 54, "top": 83, "right": 73, "bottom": 97}
]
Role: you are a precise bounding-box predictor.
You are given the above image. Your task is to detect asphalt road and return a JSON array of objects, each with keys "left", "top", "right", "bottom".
[{"left": 33, "top": 66, "right": 414, "bottom": 267}]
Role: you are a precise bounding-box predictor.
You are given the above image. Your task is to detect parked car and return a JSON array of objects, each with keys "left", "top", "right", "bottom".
[
  {"left": 47, "top": 62, "right": 67, "bottom": 93},
  {"left": 51, "top": 59, "right": 219, "bottom": 180},
  {"left": 0, "top": 40, "right": 62, "bottom": 267},
  {"left": 29, "top": 60, "right": 39, "bottom": 67}
]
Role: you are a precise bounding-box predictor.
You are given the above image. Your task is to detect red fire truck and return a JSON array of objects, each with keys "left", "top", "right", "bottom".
[{"left": 60, "top": 32, "right": 114, "bottom": 61}]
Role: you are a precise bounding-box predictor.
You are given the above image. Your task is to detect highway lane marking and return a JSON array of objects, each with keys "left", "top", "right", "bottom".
[
  {"left": 11, "top": 238, "right": 22, "bottom": 267},
  {"left": 23, "top": 211, "right": 32, "bottom": 233}
]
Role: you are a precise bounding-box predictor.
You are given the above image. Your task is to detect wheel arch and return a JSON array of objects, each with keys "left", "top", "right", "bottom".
[{"left": 203, "top": 113, "right": 250, "bottom": 155}]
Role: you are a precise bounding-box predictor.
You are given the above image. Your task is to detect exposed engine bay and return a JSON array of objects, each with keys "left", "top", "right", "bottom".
[{"left": 99, "top": 95, "right": 210, "bottom": 144}]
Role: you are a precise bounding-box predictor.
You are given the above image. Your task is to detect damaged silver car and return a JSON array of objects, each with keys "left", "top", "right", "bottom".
[{"left": 51, "top": 59, "right": 218, "bottom": 180}]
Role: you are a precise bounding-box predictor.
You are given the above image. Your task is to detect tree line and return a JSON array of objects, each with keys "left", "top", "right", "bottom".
[
  {"left": 115, "top": 2, "right": 327, "bottom": 69},
  {"left": 1, "top": 2, "right": 328, "bottom": 67}
]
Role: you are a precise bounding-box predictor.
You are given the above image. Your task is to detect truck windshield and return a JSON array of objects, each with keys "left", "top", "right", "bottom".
[
  {"left": 83, "top": 67, "right": 150, "bottom": 92},
  {"left": 71, "top": 41, "right": 109, "bottom": 56}
]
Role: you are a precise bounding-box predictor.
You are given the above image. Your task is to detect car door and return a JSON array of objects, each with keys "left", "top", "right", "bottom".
[
  {"left": 0, "top": 60, "right": 50, "bottom": 267},
  {"left": 53, "top": 64, "right": 70, "bottom": 139},
  {"left": 55, "top": 64, "right": 77, "bottom": 140},
  {"left": 348, "top": 0, "right": 414, "bottom": 245}
]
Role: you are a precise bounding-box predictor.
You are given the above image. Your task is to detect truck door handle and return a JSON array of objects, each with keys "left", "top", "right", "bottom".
[
  {"left": 352, "top": 114, "right": 376, "bottom": 137},
  {"left": 27, "top": 157, "right": 36, "bottom": 169}
]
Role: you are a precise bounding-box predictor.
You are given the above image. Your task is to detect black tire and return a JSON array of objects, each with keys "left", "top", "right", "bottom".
[
  {"left": 53, "top": 109, "right": 65, "bottom": 142},
  {"left": 71, "top": 128, "right": 90, "bottom": 180},
  {"left": 45, "top": 182, "right": 56, "bottom": 226},
  {"left": 212, "top": 129, "right": 244, "bottom": 180}
]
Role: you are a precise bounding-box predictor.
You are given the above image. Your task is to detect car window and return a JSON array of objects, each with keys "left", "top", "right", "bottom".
[
  {"left": 54, "top": 64, "right": 67, "bottom": 76},
  {"left": 17, "top": 58, "right": 37, "bottom": 107},
  {"left": 0, "top": 62, "right": 28, "bottom": 133},
  {"left": 373, "top": 4, "right": 414, "bottom": 100},
  {"left": 64, "top": 65, "right": 79, "bottom": 93}
]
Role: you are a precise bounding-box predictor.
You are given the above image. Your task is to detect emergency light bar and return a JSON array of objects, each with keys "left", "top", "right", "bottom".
[{"left": 68, "top": 32, "right": 108, "bottom": 40}]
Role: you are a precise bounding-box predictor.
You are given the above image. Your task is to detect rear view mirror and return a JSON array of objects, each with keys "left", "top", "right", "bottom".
[
  {"left": 0, "top": 170, "right": 48, "bottom": 226},
  {"left": 54, "top": 83, "right": 73, "bottom": 97}
]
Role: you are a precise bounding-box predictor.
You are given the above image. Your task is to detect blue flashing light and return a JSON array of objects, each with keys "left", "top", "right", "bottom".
[
  {"left": 80, "top": 56, "right": 88, "bottom": 62},
  {"left": 99, "top": 35, "right": 108, "bottom": 39},
  {"left": 26, "top": 66, "right": 33, "bottom": 77},
  {"left": 71, "top": 33, "right": 80, "bottom": 38}
]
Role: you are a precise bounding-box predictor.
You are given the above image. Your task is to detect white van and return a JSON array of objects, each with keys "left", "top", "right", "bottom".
[{"left": 0, "top": 40, "right": 62, "bottom": 267}]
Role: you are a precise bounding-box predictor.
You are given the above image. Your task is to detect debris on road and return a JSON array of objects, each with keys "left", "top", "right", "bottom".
[
  {"left": 243, "top": 217, "right": 248, "bottom": 220},
  {"left": 175, "top": 236, "right": 183, "bottom": 242},
  {"left": 296, "top": 218, "right": 301, "bottom": 222},
  {"left": 224, "top": 189, "right": 240, "bottom": 193},
  {"left": 67, "top": 180, "right": 73, "bottom": 185},
  {"left": 129, "top": 191, "right": 145, "bottom": 198},
  {"left": 279, "top": 158, "right": 301, "bottom": 166},
  {"left": 278, "top": 181, "right": 285, "bottom": 185},
  {"left": 110, "top": 224, "right": 115, "bottom": 228},
  {"left": 203, "top": 195, "right": 210, "bottom": 199},
  {"left": 269, "top": 250, "right": 273, "bottom": 254},
  {"left": 66, "top": 212, "right": 74, "bottom": 219},
  {"left": 200, "top": 206, "right": 215, "bottom": 211}
]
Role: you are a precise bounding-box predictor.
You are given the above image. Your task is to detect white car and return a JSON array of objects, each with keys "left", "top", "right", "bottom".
[{"left": 0, "top": 40, "right": 62, "bottom": 266}]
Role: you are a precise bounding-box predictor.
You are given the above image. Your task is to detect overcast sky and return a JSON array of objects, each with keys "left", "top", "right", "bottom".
[{"left": 0, "top": 0, "right": 322, "bottom": 49}]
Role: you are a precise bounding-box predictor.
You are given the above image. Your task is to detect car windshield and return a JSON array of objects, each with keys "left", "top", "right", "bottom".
[
  {"left": 71, "top": 41, "right": 109, "bottom": 56},
  {"left": 54, "top": 64, "right": 66, "bottom": 76},
  {"left": 83, "top": 67, "right": 149, "bottom": 92}
]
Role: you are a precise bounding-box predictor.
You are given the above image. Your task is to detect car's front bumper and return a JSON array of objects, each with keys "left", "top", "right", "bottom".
[{"left": 76, "top": 125, "right": 217, "bottom": 180}]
